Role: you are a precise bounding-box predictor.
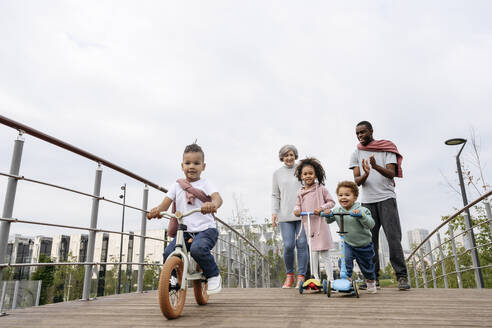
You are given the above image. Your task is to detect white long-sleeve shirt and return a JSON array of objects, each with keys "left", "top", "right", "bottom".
[{"left": 271, "top": 164, "right": 302, "bottom": 222}]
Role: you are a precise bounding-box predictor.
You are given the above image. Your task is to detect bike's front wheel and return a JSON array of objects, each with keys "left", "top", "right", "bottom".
[{"left": 158, "top": 256, "right": 186, "bottom": 319}]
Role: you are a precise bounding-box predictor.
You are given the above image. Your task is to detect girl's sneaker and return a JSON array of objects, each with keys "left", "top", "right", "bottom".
[
  {"left": 282, "top": 273, "right": 295, "bottom": 288},
  {"left": 295, "top": 275, "right": 305, "bottom": 289},
  {"left": 367, "top": 281, "right": 377, "bottom": 294}
]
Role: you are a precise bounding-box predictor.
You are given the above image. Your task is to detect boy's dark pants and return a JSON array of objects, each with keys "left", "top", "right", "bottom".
[
  {"left": 163, "top": 228, "right": 220, "bottom": 278},
  {"left": 363, "top": 198, "right": 408, "bottom": 280},
  {"left": 345, "top": 242, "right": 376, "bottom": 280}
]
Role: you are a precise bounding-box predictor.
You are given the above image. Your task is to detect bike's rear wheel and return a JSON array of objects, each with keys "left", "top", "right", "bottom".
[
  {"left": 158, "top": 256, "right": 186, "bottom": 319},
  {"left": 193, "top": 264, "right": 209, "bottom": 305},
  {"left": 193, "top": 278, "right": 209, "bottom": 305}
]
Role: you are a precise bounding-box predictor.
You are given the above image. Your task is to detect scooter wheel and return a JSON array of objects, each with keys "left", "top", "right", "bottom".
[
  {"left": 322, "top": 279, "right": 327, "bottom": 294},
  {"left": 299, "top": 282, "right": 303, "bottom": 294},
  {"left": 327, "top": 281, "right": 331, "bottom": 298},
  {"left": 352, "top": 280, "right": 359, "bottom": 298}
]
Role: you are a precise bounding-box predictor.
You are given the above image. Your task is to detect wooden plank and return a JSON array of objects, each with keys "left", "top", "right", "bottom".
[{"left": 1, "top": 288, "right": 492, "bottom": 327}]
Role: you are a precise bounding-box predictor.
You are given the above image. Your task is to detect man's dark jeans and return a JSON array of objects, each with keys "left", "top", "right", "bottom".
[
  {"left": 345, "top": 242, "right": 376, "bottom": 280},
  {"left": 163, "top": 227, "right": 219, "bottom": 278},
  {"left": 363, "top": 198, "right": 408, "bottom": 279}
]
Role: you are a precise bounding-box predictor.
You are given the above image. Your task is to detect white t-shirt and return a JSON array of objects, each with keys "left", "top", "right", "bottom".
[
  {"left": 349, "top": 149, "right": 397, "bottom": 203},
  {"left": 166, "top": 178, "right": 218, "bottom": 232}
]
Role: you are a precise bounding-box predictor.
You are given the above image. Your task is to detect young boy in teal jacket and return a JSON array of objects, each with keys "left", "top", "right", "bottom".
[{"left": 325, "top": 181, "right": 377, "bottom": 293}]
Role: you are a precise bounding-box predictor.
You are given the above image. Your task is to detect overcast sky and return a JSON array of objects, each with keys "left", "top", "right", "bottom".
[{"left": 1, "top": 1, "right": 491, "bottom": 248}]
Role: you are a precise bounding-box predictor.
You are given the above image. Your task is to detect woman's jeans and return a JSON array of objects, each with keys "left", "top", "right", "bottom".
[{"left": 279, "top": 221, "right": 308, "bottom": 276}]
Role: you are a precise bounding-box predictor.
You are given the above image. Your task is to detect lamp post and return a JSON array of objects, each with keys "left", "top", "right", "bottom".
[
  {"left": 445, "top": 138, "right": 484, "bottom": 288},
  {"left": 117, "top": 184, "right": 126, "bottom": 294}
]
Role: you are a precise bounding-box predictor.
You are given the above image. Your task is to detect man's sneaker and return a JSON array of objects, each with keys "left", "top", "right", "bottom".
[
  {"left": 282, "top": 273, "right": 295, "bottom": 288},
  {"left": 366, "top": 281, "right": 377, "bottom": 294},
  {"left": 207, "top": 275, "right": 222, "bottom": 295},
  {"left": 398, "top": 277, "right": 411, "bottom": 290}
]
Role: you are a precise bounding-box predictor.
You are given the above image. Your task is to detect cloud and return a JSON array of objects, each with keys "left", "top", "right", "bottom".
[{"left": 1, "top": 1, "right": 491, "bottom": 245}]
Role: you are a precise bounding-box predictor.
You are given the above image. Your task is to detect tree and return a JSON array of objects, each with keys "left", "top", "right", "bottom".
[{"left": 30, "top": 254, "right": 55, "bottom": 305}]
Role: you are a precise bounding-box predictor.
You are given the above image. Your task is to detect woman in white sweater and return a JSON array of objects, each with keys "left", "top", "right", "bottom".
[{"left": 272, "top": 145, "right": 308, "bottom": 288}]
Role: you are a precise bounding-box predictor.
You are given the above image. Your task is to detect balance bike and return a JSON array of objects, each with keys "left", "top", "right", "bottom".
[
  {"left": 157, "top": 208, "right": 209, "bottom": 319},
  {"left": 298, "top": 211, "right": 323, "bottom": 294},
  {"left": 321, "top": 210, "right": 360, "bottom": 298}
]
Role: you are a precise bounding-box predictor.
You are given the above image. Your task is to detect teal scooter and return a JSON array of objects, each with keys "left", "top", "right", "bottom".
[{"left": 321, "top": 210, "right": 360, "bottom": 298}]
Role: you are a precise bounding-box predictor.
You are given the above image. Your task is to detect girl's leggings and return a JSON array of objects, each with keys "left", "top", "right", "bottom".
[{"left": 312, "top": 250, "right": 333, "bottom": 281}]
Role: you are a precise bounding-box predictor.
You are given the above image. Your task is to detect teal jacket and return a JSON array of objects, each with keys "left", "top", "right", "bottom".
[{"left": 325, "top": 202, "right": 375, "bottom": 247}]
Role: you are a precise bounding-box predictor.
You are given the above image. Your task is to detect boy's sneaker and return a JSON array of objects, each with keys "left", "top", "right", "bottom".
[
  {"left": 359, "top": 279, "right": 379, "bottom": 290},
  {"left": 398, "top": 277, "right": 411, "bottom": 290},
  {"left": 207, "top": 275, "right": 222, "bottom": 295},
  {"left": 366, "top": 281, "right": 377, "bottom": 294}
]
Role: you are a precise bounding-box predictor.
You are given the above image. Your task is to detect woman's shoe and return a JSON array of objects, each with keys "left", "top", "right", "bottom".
[
  {"left": 295, "top": 275, "right": 305, "bottom": 289},
  {"left": 282, "top": 273, "right": 295, "bottom": 288}
]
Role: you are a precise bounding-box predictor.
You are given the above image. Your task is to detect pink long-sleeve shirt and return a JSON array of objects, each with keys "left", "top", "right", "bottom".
[{"left": 294, "top": 183, "right": 335, "bottom": 251}]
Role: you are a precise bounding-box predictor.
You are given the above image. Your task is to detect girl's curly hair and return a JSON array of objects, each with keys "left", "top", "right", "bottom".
[{"left": 294, "top": 157, "right": 326, "bottom": 185}]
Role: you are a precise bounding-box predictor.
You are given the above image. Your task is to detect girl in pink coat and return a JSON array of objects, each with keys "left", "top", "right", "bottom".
[{"left": 293, "top": 157, "right": 335, "bottom": 282}]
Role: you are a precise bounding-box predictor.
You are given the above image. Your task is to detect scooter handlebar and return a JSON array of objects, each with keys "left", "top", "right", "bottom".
[
  {"left": 300, "top": 211, "right": 314, "bottom": 216},
  {"left": 321, "top": 210, "right": 363, "bottom": 218}
]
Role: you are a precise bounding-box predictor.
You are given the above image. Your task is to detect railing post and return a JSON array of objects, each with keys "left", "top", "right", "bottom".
[
  {"left": 35, "top": 280, "right": 42, "bottom": 306},
  {"left": 261, "top": 258, "right": 265, "bottom": 288},
  {"left": 449, "top": 225, "right": 463, "bottom": 288},
  {"left": 412, "top": 258, "right": 419, "bottom": 288},
  {"left": 267, "top": 263, "right": 271, "bottom": 288},
  {"left": 137, "top": 185, "right": 148, "bottom": 293},
  {"left": 428, "top": 247, "right": 437, "bottom": 288},
  {"left": 82, "top": 165, "right": 102, "bottom": 300},
  {"left": 245, "top": 251, "right": 249, "bottom": 288},
  {"left": 238, "top": 239, "right": 243, "bottom": 288},
  {"left": 436, "top": 232, "right": 449, "bottom": 288},
  {"left": 462, "top": 212, "right": 483, "bottom": 288},
  {"left": 0, "top": 133, "right": 24, "bottom": 274},
  {"left": 227, "top": 232, "right": 231, "bottom": 288},
  {"left": 483, "top": 199, "right": 492, "bottom": 238},
  {"left": 419, "top": 249, "right": 428, "bottom": 288},
  {"left": 254, "top": 253, "right": 258, "bottom": 288},
  {"left": 0, "top": 281, "right": 7, "bottom": 315},
  {"left": 11, "top": 280, "right": 19, "bottom": 310}
]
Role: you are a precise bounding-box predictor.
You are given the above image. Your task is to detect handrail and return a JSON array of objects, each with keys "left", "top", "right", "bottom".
[
  {"left": 0, "top": 115, "right": 167, "bottom": 193},
  {"left": 0, "top": 115, "right": 272, "bottom": 295},
  {"left": 406, "top": 190, "right": 492, "bottom": 261}
]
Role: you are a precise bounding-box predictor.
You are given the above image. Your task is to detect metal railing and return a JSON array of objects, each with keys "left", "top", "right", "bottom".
[
  {"left": 406, "top": 191, "right": 492, "bottom": 289},
  {"left": 0, "top": 115, "right": 271, "bottom": 310}
]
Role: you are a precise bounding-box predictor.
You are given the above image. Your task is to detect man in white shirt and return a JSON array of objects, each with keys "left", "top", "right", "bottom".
[{"left": 349, "top": 121, "right": 410, "bottom": 290}]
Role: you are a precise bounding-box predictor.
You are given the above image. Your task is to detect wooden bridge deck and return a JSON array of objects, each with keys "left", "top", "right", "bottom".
[{"left": 1, "top": 288, "right": 492, "bottom": 327}]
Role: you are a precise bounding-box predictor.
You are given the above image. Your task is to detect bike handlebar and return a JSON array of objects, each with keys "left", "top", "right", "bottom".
[{"left": 159, "top": 208, "right": 202, "bottom": 220}]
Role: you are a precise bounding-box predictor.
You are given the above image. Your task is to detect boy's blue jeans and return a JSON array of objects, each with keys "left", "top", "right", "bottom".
[
  {"left": 279, "top": 221, "right": 308, "bottom": 276},
  {"left": 163, "top": 228, "right": 219, "bottom": 279},
  {"left": 344, "top": 242, "right": 376, "bottom": 280}
]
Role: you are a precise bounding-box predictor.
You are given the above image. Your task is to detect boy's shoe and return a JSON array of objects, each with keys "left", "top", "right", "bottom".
[
  {"left": 207, "top": 275, "right": 222, "bottom": 295},
  {"left": 295, "top": 275, "right": 305, "bottom": 289},
  {"left": 366, "top": 281, "right": 377, "bottom": 294},
  {"left": 359, "top": 279, "right": 379, "bottom": 290},
  {"left": 282, "top": 273, "right": 295, "bottom": 288},
  {"left": 398, "top": 277, "right": 411, "bottom": 290}
]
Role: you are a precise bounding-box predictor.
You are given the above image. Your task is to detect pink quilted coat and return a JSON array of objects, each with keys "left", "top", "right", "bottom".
[{"left": 293, "top": 183, "right": 335, "bottom": 251}]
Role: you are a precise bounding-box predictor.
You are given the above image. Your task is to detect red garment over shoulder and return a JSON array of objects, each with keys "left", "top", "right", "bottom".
[
  {"left": 357, "top": 140, "right": 403, "bottom": 178},
  {"left": 167, "top": 179, "right": 213, "bottom": 238}
]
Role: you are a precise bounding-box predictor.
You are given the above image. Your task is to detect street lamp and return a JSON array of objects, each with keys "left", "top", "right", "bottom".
[
  {"left": 444, "top": 138, "right": 484, "bottom": 288},
  {"left": 117, "top": 184, "right": 126, "bottom": 294}
]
